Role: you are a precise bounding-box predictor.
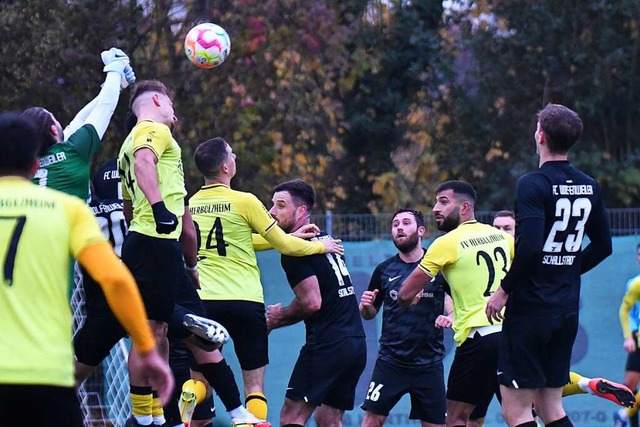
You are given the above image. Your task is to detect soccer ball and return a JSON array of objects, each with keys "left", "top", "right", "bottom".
[{"left": 184, "top": 23, "right": 231, "bottom": 69}]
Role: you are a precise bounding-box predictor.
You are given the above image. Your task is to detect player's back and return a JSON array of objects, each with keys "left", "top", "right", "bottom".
[
  {"left": 512, "top": 160, "right": 608, "bottom": 313},
  {"left": 0, "top": 177, "right": 104, "bottom": 387},
  {"left": 189, "top": 184, "right": 266, "bottom": 303},
  {"left": 281, "top": 232, "right": 364, "bottom": 345},
  {"left": 32, "top": 124, "right": 100, "bottom": 200},
  {"left": 420, "top": 221, "right": 513, "bottom": 345}
]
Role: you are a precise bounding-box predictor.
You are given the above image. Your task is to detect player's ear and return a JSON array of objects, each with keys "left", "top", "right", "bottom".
[
  {"left": 29, "top": 159, "right": 39, "bottom": 177},
  {"left": 417, "top": 225, "right": 426, "bottom": 237}
]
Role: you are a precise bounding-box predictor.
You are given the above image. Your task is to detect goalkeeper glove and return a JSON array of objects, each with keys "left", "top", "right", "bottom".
[
  {"left": 101, "top": 47, "right": 135, "bottom": 89},
  {"left": 151, "top": 201, "right": 178, "bottom": 234}
]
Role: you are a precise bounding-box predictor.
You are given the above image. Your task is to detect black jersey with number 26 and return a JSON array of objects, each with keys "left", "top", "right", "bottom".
[
  {"left": 505, "top": 160, "right": 611, "bottom": 315},
  {"left": 281, "top": 232, "right": 365, "bottom": 345}
]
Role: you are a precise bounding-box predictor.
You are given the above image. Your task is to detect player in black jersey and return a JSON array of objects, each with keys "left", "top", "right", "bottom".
[
  {"left": 486, "top": 104, "right": 613, "bottom": 427},
  {"left": 266, "top": 179, "right": 366, "bottom": 427},
  {"left": 359, "top": 209, "right": 450, "bottom": 427}
]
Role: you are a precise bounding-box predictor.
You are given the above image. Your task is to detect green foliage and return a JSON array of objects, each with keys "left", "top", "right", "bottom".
[{"left": 3, "top": 0, "right": 639, "bottom": 212}]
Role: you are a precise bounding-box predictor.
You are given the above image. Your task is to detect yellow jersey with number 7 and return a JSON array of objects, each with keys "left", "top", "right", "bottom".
[{"left": 0, "top": 177, "right": 105, "bottom": 386}]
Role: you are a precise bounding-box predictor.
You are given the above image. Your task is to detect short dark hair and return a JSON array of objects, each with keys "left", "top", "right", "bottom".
[
  {"left": 537, "top": 103, "right": 583, "bottom": 154},
  {"left": 194, "top": 137, "right": 229, "bottom": 179},
  {"left": 0, "top": 112, "right": 40, "bottom": 175},
  {"left": 129, "top": 80, "right": 172, "bottom": 109},
  {"left": 273, "top": 179, "right": 315, "bottom": 210},
  {"left": 493, "top": 210, "right": 515, "bottom": 221},
  {"left": 21, "top": 107, "right": 56, "bottom": 156},
  {"left": 392, "top": 209, "right": 425, "bottom": 228},
  {"left": 435, "top": 180, "right": 477, "bottom": 204}
]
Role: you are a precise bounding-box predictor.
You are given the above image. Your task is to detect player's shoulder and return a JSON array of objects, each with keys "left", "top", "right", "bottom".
[{"left": 375, "top": 253, "right": 402, "bottom": 271}]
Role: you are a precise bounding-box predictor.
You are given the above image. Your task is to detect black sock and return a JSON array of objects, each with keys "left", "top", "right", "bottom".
[
  {"left": 514, "top": 422, "right": 538, "bottom": 427},
  {"left": 546, "top": 415, "right": 573, "bottom": 427},
  {"left": 197, "top": 361, "right": 242, "bottom": 411}
]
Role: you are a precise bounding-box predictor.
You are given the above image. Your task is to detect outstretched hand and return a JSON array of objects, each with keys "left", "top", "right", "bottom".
[
  {"left": 293, "top": 223, "right": 320, "bottom": 239},
  {"left": 322, "top": 238, "right": 344, "bottom": 256}
]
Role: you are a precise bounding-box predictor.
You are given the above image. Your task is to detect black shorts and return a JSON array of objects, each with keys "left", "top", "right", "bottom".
[
  {"left": 469, "top": 388, "right": 501, "bottom": 420},
  {"left": 626, "top": 332, "right": 640, "bottom": 373},
  {"left": 201, "top": 300, "right": 268, "bottom": 371},
  {"left": 74, "top": 272, "right": 127, "bottom": 366},
  {"left": 164, "top": 339, "right": 215, "bottom": 425},
  {"left": 74, "top": 313, "right": 126, "bottom": 366},
  {"left": 168, "top": 266, "right": 207, "bottom": 341},
  {"left": 286, "top": 336, "right": 366, "bottom": 411},
  {"left": 498, "top": 312, "right": 578, "bottom": 389},
  {"left": 0, "top": 384, "right": 83, "bottom": 427},
  {"left": 361, "top": 358, "right": 445, "bottom": 424},
  {"left": 121, "top": 232, "right": 182, "bottom": 323},
  {"left": 447, "top": 330, "right": 500, "bottom": 405}
]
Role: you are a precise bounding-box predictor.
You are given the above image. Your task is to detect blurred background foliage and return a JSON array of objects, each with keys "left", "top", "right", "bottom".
[{"left": 1, "top": 0, "right": 639, "bottom": 212}]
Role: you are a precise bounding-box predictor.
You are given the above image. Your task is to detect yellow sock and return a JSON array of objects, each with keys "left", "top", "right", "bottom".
[
  {"left": 182, "top": 379, "right": 207, "bottom": 404},
  {"left": 246, "top": 392, "right": 267, "bottom": 419},
  {"left": 562, "top": 371, "right": 586, "bottom": 397},
  {"left": 130, "top": 386, "right": 153, "bottom": 425},
  {"left": 627, "top": 391, "right": 640, "bottom": 417},
  {"left": 152, "top": 391, "right": 165, "bottom": 425}
]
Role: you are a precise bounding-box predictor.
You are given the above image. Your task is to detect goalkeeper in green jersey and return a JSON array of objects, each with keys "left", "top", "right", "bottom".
[{"left": 22, "top": 47, "right": 136, "bottom": 200}]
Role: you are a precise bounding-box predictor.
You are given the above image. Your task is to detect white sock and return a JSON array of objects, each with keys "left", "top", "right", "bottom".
[
  {"left": 578, "top": 377, "right": 592, "bottom": 393},
  {"left": 229, "top": 405, "right": 250, "bottom": 419},
  {"left": 134, "top": 415, "right": 153, "bottom": 425},
  {"left": 153, "top": 414, "right": 166, "bottom": 425}
]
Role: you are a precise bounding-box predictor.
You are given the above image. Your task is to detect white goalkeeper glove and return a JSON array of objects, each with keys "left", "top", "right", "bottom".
[{"left": 101, "top": 47, "right": 136, "bottom": 89}]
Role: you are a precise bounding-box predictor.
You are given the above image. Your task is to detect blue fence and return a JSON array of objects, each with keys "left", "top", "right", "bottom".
[{"left": 313, "top": 208, "right": 640, "bottom": 241}]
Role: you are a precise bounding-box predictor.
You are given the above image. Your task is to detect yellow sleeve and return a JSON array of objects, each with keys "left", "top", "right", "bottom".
[
  {"left": 242, "top": 194, "right": 324, "bottom": 256},
  {"left": 64, "top": 197, "right": 107, "bottom": 258},
  {"left": 620, "top": 279, "right": 640, "bottom": 339},
  {"left": 507, "top": 234, "right": 515, "bottom": 260},
  {"left": 132, "top": 121, "right": 172, "bottom": 160},
  {"left": 418, "top": 235, "right": 457, "bottom": 277},
  {"left": 116, "top": 157, "right": 131, "bottom": 201},
  {"left": 78, "top": 241, "right": 156, "bottom": 354},
  {"left": 252, "top": 233, "right": 273, "bottom": 251}
]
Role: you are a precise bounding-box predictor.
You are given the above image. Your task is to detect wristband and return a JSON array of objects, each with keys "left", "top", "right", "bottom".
[{"left": 185, "top": 263, "right": 198, "bottom": 271}]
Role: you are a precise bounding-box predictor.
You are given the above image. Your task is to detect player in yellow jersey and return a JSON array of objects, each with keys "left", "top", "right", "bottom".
[
  {"left": 117, "top": 80, "right": 186, "bottom": 426},
  {"left": 0, "top": 112, "right": 172, "bottom": 426},
  {"left": 397, "top": 180, "right": 513, "bottom": 427},
  {"left": 615, "top": 265, "right": 640, "bottom": 427},
  {"left": 190, "top": 137, "right": 344, "bottom": 420}
]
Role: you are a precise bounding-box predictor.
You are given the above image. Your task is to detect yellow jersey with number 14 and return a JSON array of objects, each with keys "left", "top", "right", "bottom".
[
  {"left": 0, "top": 177, "right": 105, "bottom": 387},
  {"left": 190, "top": 184, "right": 325, "bottom": 303},
  {"left": 117, "top": 120, "right": 186, "bottom": 240},
  {"left": 419, "top": 220, "right": 514, "bottom": 345}
]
